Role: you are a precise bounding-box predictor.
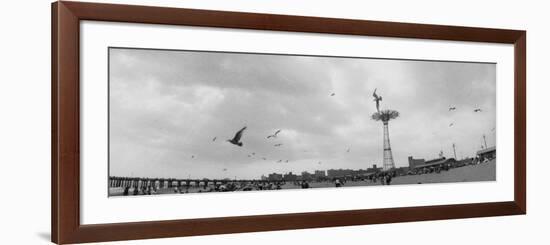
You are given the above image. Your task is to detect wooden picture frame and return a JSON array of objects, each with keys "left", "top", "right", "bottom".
[{"left": 51, "top": 1, "right": 526, "bottom": 244}]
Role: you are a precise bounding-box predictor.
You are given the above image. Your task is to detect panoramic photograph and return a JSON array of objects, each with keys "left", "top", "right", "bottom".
[{"left": 108, "top": 47, "right": 496, "bottom": 197}]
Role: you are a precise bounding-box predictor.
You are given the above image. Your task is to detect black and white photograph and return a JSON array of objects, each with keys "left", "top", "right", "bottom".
[{"left": 108, "top": 47, "right": 496, "bottom": 197}]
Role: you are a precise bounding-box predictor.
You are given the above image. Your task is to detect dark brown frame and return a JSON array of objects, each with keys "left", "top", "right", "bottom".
[{"left": 51, "top": 1, "right": 526, "bottom": 244}]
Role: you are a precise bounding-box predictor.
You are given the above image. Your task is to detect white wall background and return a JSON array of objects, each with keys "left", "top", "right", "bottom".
[{"left": 0, "top": 0, "right": 547, "bottom": 244}]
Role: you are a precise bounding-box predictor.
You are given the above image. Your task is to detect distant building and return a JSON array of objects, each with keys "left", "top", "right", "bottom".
[
  {"left": 314, "top": 170, "right": 326, "bottom": 178},
  {"left": 408, "top": 156, "right": 426, "bottom": 169},
  {"left": 327, "top": 169, "right": 352, "bottom": 178},
  {"left": 425, "top": 157, "right": 446, "bottom": 165},
  {"left": 366, "top": 164, "right": 382, "bottom": 174},
  {"left": 477, "top": 146, "right": 496, "bottom": 161},
  {"left": 393, "top": 166, "right": 410, "bottom": 176},
  {"left": 283, "top": 172, "right": 298, "bottom": 181},
  {"left": 327, "top": 169, "right": 370, "bottom": 178},
  {"left": 268, "top": 173, "right": 283, "bottom": 181},
  {"left": 412, "top": 157, "right": 456, "bottom": 171},
  {"left": 301, "top": 171, "right": 313, "bottom": 180},
  {"left": 260, "top": 175, "right": 267, "bottom": 181}
]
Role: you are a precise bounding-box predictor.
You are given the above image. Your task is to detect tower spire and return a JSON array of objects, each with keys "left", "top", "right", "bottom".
[{"left": 371, "top": 89, "right": 399, "bottom": 171}]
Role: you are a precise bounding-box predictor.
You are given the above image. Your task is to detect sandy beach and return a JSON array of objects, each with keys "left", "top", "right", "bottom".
[{"left": 109, "top": 159, "right": 495, "bottom": 196}]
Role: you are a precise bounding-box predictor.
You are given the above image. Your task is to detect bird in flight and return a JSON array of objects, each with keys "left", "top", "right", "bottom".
[
  {"left": 274, "top": 144, "right": 283, "bottom": 147},
  {"left": 222, "top": 168, "right": 227, "bottom": 171},
  {"left": 277, "top": 160, "right": 282, "bottom": 163},
  {"left": 330, "top": 93, "right": 336, "bottom": 96},
  {"left": 267, "top": 129, "right": 281, "bottom": 139},
  {"left": 346, "top": 148, "right": 350, "bottom": 153},
  {"left": 212, "top": 137, "right": 217, "bottom": 142},
  {"left": 262, "top": 157, "right": 267, "bottom": 160},
  {"left": 191, "top": 155, "right": 195, "bottom": 159},
  {"left": 285, "top": 160, "right": 289, "bottom": 163},
  {"left": 474, "top": 108, "right": 482, "bottom": 112},
  {"left": 449, "top": 106, "right": 456, "bottom": 111},
  {"left": 491, "top": 127, "right": 496, "bottom": 132},
  {"left": 449, "top": 123, "right": 454, "bottom": 127},
  {"left": 227, "top": 126, "right": 247, "bottom": 147}
]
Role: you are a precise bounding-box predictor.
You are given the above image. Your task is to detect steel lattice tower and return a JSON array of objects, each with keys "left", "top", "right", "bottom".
[
  {"left": 372, "top": 109, "right": 399, "bottom": 171},
  {"left": 382, "top": 120, "right": 395, "bottom": 170}
]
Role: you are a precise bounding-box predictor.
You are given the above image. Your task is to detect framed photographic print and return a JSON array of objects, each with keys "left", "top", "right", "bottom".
[{"left": 51, "top": 1, "right": 526, "bottom": 244}]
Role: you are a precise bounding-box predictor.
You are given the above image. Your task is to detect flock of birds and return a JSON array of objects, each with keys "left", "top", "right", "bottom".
[
  {"left": 222, "top": 126, "right": 335, "bottom": 166},
  {"left": 446, "top": 105, "right": 484, "bottom": 128},
  {"left": 186, "top": 90, "right": 490, "bottom": 172},
  {"left": 187, "top": 91, "right": 352, "bottom": 171}
]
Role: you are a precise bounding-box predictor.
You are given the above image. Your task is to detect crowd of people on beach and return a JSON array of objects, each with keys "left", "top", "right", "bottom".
[{"left": 112, "top": 155, "right": 496, "bottom": 196}]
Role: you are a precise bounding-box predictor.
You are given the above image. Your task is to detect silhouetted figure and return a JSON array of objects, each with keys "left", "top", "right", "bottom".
[
  {"left": 335, "top": 179, "right": 342, "bottom": 187},
  {"left": 227, "top": 126, "right": 247, "bottom": 147},
  {"left": 372, "top": 88, "right": 383, "bottom": 112}
]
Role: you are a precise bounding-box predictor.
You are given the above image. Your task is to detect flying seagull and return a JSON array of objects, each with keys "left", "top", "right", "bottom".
[
  {"left": 277, "top": 160, "right": 282, "bottom": 163},
  {"left": 227, "top": 126, "right": 247, "bottom": 147},
  {"left": 474, "top": 108, "right": 482, "bottom": 112},
  {"left": 449, "top": 123, "right": 454, "bottom": 127},
  {"left": 330, "top": 93, "right": 336, "bottom": 96},
  {"left": 267, "top": 129, "right": 281, "bottom": 139},
  {"left": 191, "top": 155, "right": 195, "bottom": 159},
  {"left": 346, "top": 148, "right": 350, "bottom": 153},
  {"left": 222, "top": 168, "right": 227, "bottom": 171},
  {"left": 212, "top": 137, "right": 217, "bottom": 142},
  {"left": 274, "top": 143, "right": 283, "bottom": 147},
  {"left": 285, "top": 160, "right": 289, "bottom": 163},
  {"left": 449, "top": 106, "right": 456, "bottom": 111}
]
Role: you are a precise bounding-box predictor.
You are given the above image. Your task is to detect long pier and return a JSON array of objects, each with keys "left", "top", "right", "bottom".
[{"left": 109, "top": 176, "right": 284, "bottom": 189}]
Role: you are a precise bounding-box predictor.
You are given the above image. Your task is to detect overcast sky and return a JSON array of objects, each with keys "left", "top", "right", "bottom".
[{"left": 109, "top": 48, "right": 496, "bottom": 179}]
